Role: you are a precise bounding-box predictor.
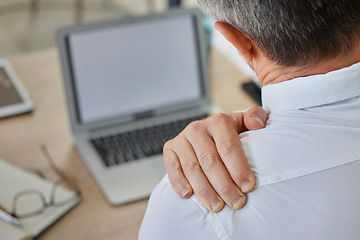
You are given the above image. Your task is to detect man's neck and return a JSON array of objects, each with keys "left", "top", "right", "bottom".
[{"left": 256, "top": 44, "right": 360, "bottom": 86}]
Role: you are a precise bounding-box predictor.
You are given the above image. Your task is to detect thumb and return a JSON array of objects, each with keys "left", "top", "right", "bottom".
[{"left": 244, "top": 106, "right": 268, "bottom": 130}]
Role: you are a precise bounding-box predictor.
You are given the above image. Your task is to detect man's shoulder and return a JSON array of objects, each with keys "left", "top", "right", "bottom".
[
  {"left": 139, "top": 175, "right": 219, "bottom": 240},
  {"left": 239, "top": 117, "right": 360, "bottom": 186}
]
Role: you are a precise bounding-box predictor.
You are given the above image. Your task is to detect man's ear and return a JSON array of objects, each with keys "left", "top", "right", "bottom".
[{"left": 214, "top": 21, "right": 255, "bottom": 64}]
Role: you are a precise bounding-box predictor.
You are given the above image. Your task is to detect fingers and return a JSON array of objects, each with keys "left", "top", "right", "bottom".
[
  {"left": 164, "top": 137, "right": 225, "bottom": 212},
  {"left": 207, "top": 113, "right": 256, "bottom": 194},
  {"left": 163, "top": 142, "right": 193, "bottom": 198},
  {"left": 243, "top": 106, "right": 268, "bottom": 130},
  {"left": 185, "top": 121, "right": 246, "bottom": 211},
  {"left": 163, "top": 108, "right": 268, "bottom": 213}
]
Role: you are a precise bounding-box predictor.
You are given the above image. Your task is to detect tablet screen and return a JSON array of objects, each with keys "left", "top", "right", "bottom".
[{"left": 0, "top": 67, "right": 23, "bottom": 107}]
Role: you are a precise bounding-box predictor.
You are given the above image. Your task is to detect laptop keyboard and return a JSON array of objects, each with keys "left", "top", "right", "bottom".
[{"left": 90, "top": 114, "right": 208, "bottom": 167}]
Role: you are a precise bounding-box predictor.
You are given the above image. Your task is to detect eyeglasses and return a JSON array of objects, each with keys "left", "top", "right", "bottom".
[{"left": 9, "top": 145, "right": 81, "bottom": 219}]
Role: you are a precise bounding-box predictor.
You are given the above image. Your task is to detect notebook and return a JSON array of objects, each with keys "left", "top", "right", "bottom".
[
  {"left": 0, "top": 158, "right": 80, "bottom": 240},
  {"left": 57, "top": 8, "right": 220, "bottom": 205}
]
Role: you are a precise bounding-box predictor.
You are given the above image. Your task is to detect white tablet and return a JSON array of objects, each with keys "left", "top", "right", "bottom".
[{"left": 0, "top": 59, "right": 34, "bottom": 118}]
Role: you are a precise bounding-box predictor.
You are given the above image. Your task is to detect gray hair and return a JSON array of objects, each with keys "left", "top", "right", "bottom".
[{"left": 198, "top": 0, "right": 360, "bottom": 66}]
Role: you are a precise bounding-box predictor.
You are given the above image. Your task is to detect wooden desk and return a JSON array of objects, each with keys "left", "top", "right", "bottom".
[{"left": 0, "top": 48, "right": 257, "bottom": 239}]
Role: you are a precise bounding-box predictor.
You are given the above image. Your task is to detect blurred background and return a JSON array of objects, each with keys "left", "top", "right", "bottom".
[
  {"left": 0, "top": 0, "right": 198, "bottom": 57},
  {"left": 0, "top": 0, "right": 258, "bottom": 95}
]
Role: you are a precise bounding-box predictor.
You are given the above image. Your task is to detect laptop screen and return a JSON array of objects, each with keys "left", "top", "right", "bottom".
[{"left": 66, "top": 13, "right": 204, "bottom": 124}]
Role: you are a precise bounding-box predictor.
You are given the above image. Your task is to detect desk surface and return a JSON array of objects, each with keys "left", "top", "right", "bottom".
[{"left": 0, "top": 48, "right": 257, "bottom": 239}]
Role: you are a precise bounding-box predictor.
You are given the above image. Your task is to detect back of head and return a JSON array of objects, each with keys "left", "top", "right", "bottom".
[{"left": 198, "top": 0, "right": 360, "bottom": 66}]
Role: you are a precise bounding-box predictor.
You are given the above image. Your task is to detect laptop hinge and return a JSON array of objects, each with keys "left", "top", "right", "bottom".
[{"left": 134, "top": 110, "right": 154, "bottom": 120}]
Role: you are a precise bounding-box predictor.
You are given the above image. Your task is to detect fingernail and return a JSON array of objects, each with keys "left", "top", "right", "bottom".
[
  {"left": 241, "top": 175, "right": 255, "bottom": 193},
  {"left": 210, "top": 198, "right": 223, "bottom": 212},
  {"left": 240, "top": 181, "right": 252, "bottom": 193},
  {"left": 177, "top": 183, "right": 191, "bottom": 198},
  {"left": 181, "top": 187, "right": 190, "bottom": 198},
  {"left": 254, "top": 116, "right": 265, "bottom": 127},
  {"left": 231, "top": 195, "right": 245, "bottom": 209}
]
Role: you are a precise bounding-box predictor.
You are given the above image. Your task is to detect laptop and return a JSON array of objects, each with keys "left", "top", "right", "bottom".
[{"left": 57, "top": 8, "right": 220, "bottom": 205}]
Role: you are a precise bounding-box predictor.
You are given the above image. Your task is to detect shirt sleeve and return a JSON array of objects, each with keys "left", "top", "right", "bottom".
[{"left": 139, "top": 175, "right": 219, "bottom": 240}]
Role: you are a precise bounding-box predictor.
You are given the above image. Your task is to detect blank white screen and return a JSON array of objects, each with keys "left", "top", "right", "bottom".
[{"left": 69, "top": 14, "right": 202, "bottom": 124}]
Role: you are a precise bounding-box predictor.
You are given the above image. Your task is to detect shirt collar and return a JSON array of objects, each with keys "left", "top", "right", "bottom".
[{"left": 262, "top": 62, "right": 360, "bottom": 112}]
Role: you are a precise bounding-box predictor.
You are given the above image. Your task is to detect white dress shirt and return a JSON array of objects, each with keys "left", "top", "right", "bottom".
[{"left": 139, "top": 62, "right": 360, "bottom": 240}]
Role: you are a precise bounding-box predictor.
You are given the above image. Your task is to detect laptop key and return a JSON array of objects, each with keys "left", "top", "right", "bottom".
[{"left": 90, "top": 114, "right": 208, "bottom": 167}]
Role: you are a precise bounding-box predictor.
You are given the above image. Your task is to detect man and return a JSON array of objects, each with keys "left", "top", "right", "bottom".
[{"left": 139, "top": 0, "right": 360, "bottom": 239}]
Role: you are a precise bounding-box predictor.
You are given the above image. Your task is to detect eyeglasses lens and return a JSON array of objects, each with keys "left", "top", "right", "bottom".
[{"left": 14, "top": 191, "right": 46, "bottom": 218}]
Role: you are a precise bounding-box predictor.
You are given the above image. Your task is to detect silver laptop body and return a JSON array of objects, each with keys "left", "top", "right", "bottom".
[{"left": 57, "top": 8, "right": 218, "bottom": 205}]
